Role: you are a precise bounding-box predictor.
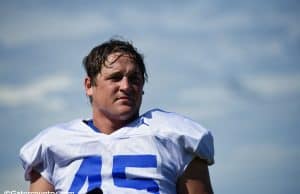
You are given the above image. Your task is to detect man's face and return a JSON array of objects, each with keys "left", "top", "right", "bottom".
[{"left": 86, "top": 52, "right": 144, "bottom": 121}]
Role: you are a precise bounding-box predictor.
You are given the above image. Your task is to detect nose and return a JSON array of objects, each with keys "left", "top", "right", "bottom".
[{"left": 120, "top": 77, "right": 131, "bottom": 91}]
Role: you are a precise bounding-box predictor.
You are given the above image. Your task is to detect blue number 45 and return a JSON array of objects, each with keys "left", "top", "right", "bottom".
[{"left": 69, "top": 154, "right": 159, "bottom": 194}]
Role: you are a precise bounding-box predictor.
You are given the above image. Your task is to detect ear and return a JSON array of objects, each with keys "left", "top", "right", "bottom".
[{"left": 84, "top": 76, "right": 93, "bottom": 97}]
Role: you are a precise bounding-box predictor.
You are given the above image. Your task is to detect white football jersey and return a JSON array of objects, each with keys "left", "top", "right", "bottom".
[{"left": 20, "top": 109, "right": 214, "bottom": 194}]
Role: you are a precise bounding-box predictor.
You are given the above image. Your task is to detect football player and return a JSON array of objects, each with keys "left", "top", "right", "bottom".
[{"left": 20, "top": 39, "right": 214, "bottom": 194}]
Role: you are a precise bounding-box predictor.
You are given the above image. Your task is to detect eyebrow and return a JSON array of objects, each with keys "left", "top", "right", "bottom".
[
  {"left": 106, "top": 71, "right": 122, "bottom": 77},
  {"left": 103, "top": 70, "right": 143, "bottom": 81},
  {"left": 107, "top": 68, "right": 142, "bottom": 75}
]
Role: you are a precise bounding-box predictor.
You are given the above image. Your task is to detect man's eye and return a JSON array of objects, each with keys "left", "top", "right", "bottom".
[
  {"left": 129, "top": 76, "right": 142, "bottom": 84},
  {"left": 110, "top": 75, "right": 123, "bottom": 81}
]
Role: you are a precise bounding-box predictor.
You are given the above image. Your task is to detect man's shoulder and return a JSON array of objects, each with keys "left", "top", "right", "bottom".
[
  {"left": 142, "top": 108, "right": 177, "bottom": 119},
  {"left": 32, "top": 119, "right": 86, "bottom": 140},
  {"left": 141, "top": 108, "right": 209, "bottom": 134},
  {"left": 142, "top": 108, "right": 194, "bottom": 124},
  {"left": 20, "top": 118, "right": 89, "bottom": 156},
  {"left": 142, "top": 108, "right": 187, "bottom": 127},
  {"left": 52, "top": 118, "right": 85, "bottom": 130},
  {"left": 44, "top": 118, "right": 84, "bottom": 131}
]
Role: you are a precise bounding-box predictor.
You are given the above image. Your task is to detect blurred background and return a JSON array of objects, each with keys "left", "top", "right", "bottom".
[{"left": 0, "top": 0, "right": 299, "bottom": 193}]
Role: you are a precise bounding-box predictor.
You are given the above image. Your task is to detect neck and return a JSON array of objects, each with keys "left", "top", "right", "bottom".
[{"left": 92, "top": 110, "right": 138, "bottom": 134}]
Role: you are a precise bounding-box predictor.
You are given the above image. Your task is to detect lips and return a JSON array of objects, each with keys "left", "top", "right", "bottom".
[
  {"left": 117, "top": 96, "right": 131, "bottom": 100},
  {"left": 116, "top": 96, "right": 133, "bottom": 103}
]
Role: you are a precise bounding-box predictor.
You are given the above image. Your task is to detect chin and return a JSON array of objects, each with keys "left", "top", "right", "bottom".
[{"left": 116, "top": 106, "right": 139, "bottom": 121}]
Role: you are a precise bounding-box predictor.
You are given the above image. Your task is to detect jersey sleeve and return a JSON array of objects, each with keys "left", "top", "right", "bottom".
[
  {"left": 149, "top": 109, "right": 215, "bottom": 166},
  {"left": 19, "top": 128, "right": 54, "bottom": 183},
  {"left": 174, "top": 116, "right": 214, "bottom": 165}
]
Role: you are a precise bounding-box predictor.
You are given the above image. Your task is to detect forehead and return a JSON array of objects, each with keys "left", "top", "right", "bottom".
[
  {"left": 106, "top": 52, "right": 129, "bottom": 62},
  {"left": 103, "top": 52, "right": 140, "bottom": 71}
]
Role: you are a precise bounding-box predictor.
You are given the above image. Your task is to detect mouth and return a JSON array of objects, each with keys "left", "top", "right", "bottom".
[{"left": 116, "top": 96, "right": 133, "bottom": 103}]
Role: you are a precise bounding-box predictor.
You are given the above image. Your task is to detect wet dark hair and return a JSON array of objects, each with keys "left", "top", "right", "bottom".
[{"left": 83, "top": 38, "right": 148, "bottom": 86}]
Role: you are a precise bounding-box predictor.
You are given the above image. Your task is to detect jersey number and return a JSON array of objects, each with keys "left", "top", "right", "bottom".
[{"left": 68, "top": 155, "right": 159, "bottom": 194}]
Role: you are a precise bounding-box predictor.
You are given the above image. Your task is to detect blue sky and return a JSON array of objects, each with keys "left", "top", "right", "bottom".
[{"left": 0, "top": 0, "right": 299, "bottom": 193}]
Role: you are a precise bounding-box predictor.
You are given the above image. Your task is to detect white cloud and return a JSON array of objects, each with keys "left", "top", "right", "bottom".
[
  {"left": 0, "top": 11, "right": 112, "bottom": 46},
  {"left": 179, "top": 86, "right": 232, "bottom": 103},
  {"left": 0, "top": 74, "right": 73, "bottom": 111},
  {"left": 241, "top": 73, "right": 300, "bottom": 98},
  {"left": 176, "top": 85, "right": 241, "bottom": 120}
]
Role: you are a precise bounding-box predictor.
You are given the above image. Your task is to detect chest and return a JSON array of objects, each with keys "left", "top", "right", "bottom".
[{"left": 51, "top": 135, "right": 183, "bottom": 194}]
